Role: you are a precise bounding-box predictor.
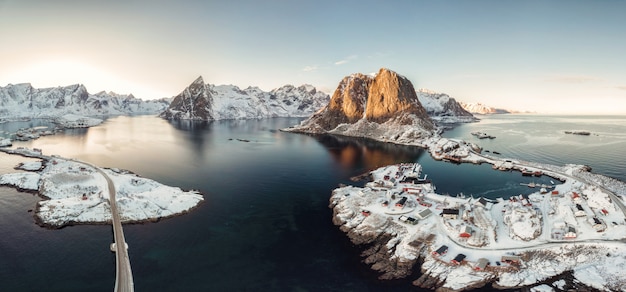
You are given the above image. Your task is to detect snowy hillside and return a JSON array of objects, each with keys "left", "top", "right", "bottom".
[
  {"left": 460, "top": 102, "right": 510, "bottom": 115},
  {"left": 211, "top": 84, "right": 329, "bottom": 120},
  {"left": 416, "top": 89, "right": 477, "bottom": 123},
  {"left": 0, "top": 83, "right": 170, "bottom": 119},
  {"left": 160, "top": 76, "right": 330, "bottom": 120}
]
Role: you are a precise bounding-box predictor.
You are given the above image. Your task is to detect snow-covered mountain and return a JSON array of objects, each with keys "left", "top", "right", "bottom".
[
  {"left": 284, "top": 68, "right": 435, "bottom": 144},
  {"left": 0, "top": 83, "right": 170, "bottom": 119},
  {"left": 459, "top": 102, "right": 510, "bottom": 115},
  {"left": 160, "top": 76, "right": 330, "bottom": 120},
  {"left": 416, "top": 89, "right": 477, "bottom": 123}
]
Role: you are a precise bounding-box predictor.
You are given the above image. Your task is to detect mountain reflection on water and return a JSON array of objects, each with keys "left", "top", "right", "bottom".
[{"left": 315, "top": 134, "right": 426, "bottom": 173}]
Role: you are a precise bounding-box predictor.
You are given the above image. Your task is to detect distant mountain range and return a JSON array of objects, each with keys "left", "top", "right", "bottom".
[
  {"left": 0, "top": 83, "right": 169, "bottom": 119},
  {"left": 160, "top": 76, "right": 330, "bottom": 120},
  {"left": 2, "top": 77, "right": 505, "bottom": 123},
  {"left": 416, "top": 89, "right": 477, "bottom": 123},
  {"left": 459, "top": 102, "right": 511, "bottom": 115}
]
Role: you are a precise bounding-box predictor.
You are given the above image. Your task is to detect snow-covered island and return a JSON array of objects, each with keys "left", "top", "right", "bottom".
[
  {"left": 332, "top": 160, "right": 626, "bottom": 291},
  {"left": 0, "top": 147, "right": 203, "bottom": 228}
]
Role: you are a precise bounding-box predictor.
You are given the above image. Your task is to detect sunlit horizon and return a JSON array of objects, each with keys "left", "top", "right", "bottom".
[{"left": 1, "top": 0, "right": 625, "bottom": 115}]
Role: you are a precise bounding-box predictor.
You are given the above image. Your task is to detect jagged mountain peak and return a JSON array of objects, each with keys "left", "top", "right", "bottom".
[
  {"left": 284, "top": 68, "right": 435, "bottom": 143},
  {"left": 191, "top": 76, "right": 205, "bottom": 85}
]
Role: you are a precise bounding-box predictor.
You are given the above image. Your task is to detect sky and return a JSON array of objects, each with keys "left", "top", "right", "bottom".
[{"left": 1, "top": 0, "right": 625, "bottom": 114}]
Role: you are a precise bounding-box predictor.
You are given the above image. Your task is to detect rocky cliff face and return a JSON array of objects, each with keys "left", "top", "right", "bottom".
[
  {"left": 160, "top": 76, "right": 330, "bottom": 121},
  {"left": 284, "top": 68, "right": 435, "bottom": 144},
  {"left": 417, "top": 89, "right": 477, "bottom": 123},
  {"left": 365, "top": 68, "right": 430, "bottom": 124},
  {"left": 160, "top": 76, "right": 213, "bottom": 120},
  {"left": 0, "top": 83, "right": 169, "bottom": 119}
]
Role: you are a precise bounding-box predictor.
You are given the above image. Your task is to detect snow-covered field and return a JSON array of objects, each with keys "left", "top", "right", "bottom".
[
  {"left": 331, "top": 162, "right": 626, "bottom": 291},
  {"left": 0, "top": 148, "right": 203, "bottom": 227}
]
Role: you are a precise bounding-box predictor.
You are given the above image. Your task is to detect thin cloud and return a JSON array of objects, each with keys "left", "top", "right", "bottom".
[
  {"left": 545, "top": 75, "right": 600, "bottom": 84},
  {"left": 616, "top": 86, "right": 626, "bottom": 91},
  {"left": 334, "top": 55, "right": 357, "bottom": 65},
  {"left": 302, "top": 65, "right": 318, "bottom": 72}
]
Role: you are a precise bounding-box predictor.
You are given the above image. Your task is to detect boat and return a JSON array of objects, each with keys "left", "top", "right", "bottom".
[
  {"left": 471, "top": 131, "right": 495, "bottom": 139},
  {"left": 492, "top": 151, "right": 501, "bottom": 155},
  {"left": 521, "top": 168, "right": 534, "bottom": 176},
  {"left": 533, "top": 170, "right": 543, "bottom": 177},
  {"left": 527, "top": 182, "right": 536, "bottom": 188},
  {"left": 540, "top": 187, "right": 548, "bottom": 194}
]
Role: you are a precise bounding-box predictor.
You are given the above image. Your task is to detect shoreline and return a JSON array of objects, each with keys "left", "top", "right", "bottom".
[
  {"left": 330, "top": 158, "right": 626, "bottom": 291},
  {"left": 284, "top": 126, "right": 626, "bottom": 291},
  {"left": 0, "top": 147, "right": 205, "bottom": 229}
]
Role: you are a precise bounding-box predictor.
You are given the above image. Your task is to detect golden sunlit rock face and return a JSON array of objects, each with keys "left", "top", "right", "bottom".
[
  {"left": 365, "top": 68, "right": 430, "bottom": 125},
  {"left": 300, "top": 68, "right": 434, "bottom": 133}
]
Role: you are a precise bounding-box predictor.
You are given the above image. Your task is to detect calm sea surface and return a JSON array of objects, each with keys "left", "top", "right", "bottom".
[{"left": 0, "top": 114, "right": 623, "bottom": 291}]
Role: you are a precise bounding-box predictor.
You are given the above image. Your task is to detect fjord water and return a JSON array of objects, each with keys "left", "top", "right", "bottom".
[
  {"left": 442, "top": 114, "right": 626, "bottom": 182},
  {"left": 0, "top": 115, "right": 623, "bottom": 291}
]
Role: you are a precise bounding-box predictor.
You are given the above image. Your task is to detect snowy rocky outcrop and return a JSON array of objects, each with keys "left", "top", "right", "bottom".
[
  {"left": 416, "top": 89, "right": 477, "bottom": 123},
  {"left": 0, "top": 83, "right": 170, "bottom": 119},
  {"left": 284, "top": 68, "right": 435, "bottom": 144},
  {"left": 159, "top": 76, "right": 330, "bottom": 120},
  {"left": 0, "top": 138, "right": 11, "bottom": 147},
  {"left": 459, "top": 102, "right": 510, "bottom": 115},
  {"left": 0, "top": 150, "right": 203, "bottom": 228},
  {"left": 331, "top": 161, "right": 626, "bottom": 291},
  {"left": 54, "top": 114, "right": 103, "bottom": 128}
]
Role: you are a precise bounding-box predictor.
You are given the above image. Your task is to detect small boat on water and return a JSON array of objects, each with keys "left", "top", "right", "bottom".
[
  {"left": 540, "top": 187, "right": 548, "bottom": 194},
  {"left": 492, "top": 151, "right": 501, "bottom": 155},
  {"left": 521, "top": 168, "right": 534, "bottom": 176},
  {"left": 471, "top": 131, "right": 496, "bottom": 139},
  {"left": 521, "top": 182, "right": 536, "bottom": 188}
]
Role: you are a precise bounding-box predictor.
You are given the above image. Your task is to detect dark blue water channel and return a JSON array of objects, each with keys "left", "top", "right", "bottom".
[{"left": 0, "top": 116, "right": 601, "bottom": 291}]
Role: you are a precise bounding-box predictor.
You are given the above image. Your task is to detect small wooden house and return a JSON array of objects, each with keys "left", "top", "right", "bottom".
[
  {"left": 441, "top": 208, "right": 460, "bottom": 220},
  {"left": 451, "top": 254, "right": 466, "bottom": 265},
  {"left": 399, "top": 215, "right": 418, "bottom": 225},
  {"left": 474, "top": 258, "right": 489, "bottom": 271},
  {"left": 459, "top": 225, "right": 473, "bottom": 238},
  {"left": 395, "top": 197, "right": 408, "bottom": 208},
  {"left": 564, "top": 226, "right": 577, "bottom": 239},
  {"left": 591, "top": 217, "right": 606, "bottom": 232},
  {"left": 432, "top": 245, "right": 448, "bottom": 256},
  {"left": 574, "top": 204, "right": 586, "bottom": 217}
]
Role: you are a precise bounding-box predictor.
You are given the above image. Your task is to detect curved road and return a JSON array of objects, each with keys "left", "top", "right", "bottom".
[
  {"left": 78, "top": 160, "right": 134, "bottom": 292},
  {"left": 98, "top": 167, "right": 134, "bottom": 292},
  {"left": 0, "top": 149, "right": 134, "bottom": 291}
]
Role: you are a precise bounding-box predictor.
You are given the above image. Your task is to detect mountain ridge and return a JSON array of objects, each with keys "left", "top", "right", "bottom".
[
  {"left": 159, "top": 76, "right": 330, "bottom": 121},
  {"left": 0, "top": 83, "right": 169, "bottom": 119},
  {"left": 460, "top": 101, "right": 511, "bottom": 115},
  {"left": 416, "top": 89, "right": 477, "bottom": 123}
]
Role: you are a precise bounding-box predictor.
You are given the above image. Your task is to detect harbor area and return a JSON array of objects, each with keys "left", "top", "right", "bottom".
[{"left": 331, "top": 161, "right": 626, "bottom": 290}]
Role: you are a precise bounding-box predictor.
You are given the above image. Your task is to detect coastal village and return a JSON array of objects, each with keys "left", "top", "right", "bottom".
[{"left": 331, "top": 137, "right": 626, "bottom": 291}]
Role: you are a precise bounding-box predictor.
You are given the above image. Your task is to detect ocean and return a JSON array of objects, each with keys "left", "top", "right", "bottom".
[{"left": 0, "top": 114, "right": 623, "bottom": 291}]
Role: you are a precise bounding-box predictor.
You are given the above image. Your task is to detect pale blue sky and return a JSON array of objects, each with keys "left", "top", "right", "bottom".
[{"left": 1, "top": 0, "right": 625, "bottom": 114}]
